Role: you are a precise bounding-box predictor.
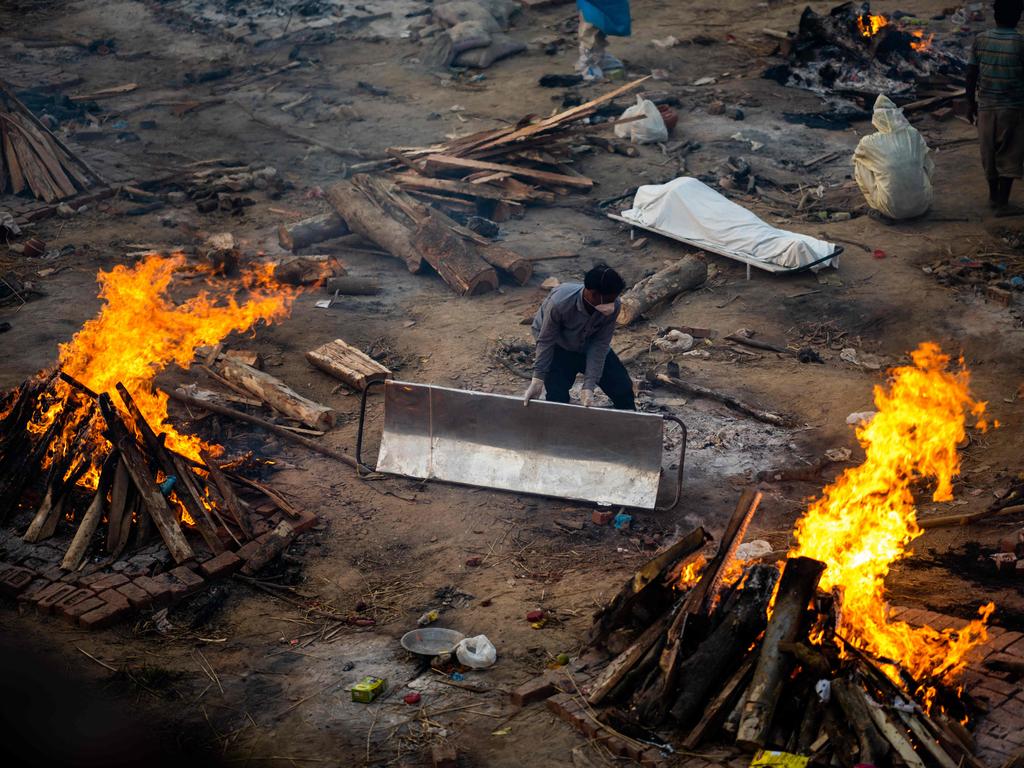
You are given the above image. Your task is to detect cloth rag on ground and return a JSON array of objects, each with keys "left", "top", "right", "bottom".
[
  {"left": 618, "top": 177, "right": 839, "bottom": 271},
  {"left": 577, "top": 0, "right": 631, "bottom": 37},
  {"left": 853, "top": 94, "right": 934, "bottom": 220}
]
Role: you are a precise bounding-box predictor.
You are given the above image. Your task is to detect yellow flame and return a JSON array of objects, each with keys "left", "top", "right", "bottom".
[
  {"left": 790, "top": 343, "right": 993, "bottom": 700},
  {"left": 857, "top": 13, "right": 888, "bottom": 37},
  {"left": 910, "top": 30, "right": 935, "bottom": 52}
]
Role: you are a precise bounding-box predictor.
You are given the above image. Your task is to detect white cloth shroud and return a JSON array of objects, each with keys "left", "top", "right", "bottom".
[{"left": 620, "top": 177, "right": 839, "bottom": 271}]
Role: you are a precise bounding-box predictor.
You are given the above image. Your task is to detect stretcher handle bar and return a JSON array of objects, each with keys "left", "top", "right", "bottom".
[
  {"left": 655, "top": 415, "right": 687, "bottom": 512},
  {"left": 355, "top": 379, "right": 388, "bottom": 476},
  {"left": 790, "top": 245, "right": 843, "bottom": 273}
]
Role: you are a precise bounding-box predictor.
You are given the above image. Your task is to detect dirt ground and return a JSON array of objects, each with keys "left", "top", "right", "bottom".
[{"left": 2, "top": 0, "right": 1024, "bottom": 766}]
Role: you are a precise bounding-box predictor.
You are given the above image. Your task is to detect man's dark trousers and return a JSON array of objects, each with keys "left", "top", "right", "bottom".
[{"left": 543, "top": 346, "right": 635, "bottom": 410}]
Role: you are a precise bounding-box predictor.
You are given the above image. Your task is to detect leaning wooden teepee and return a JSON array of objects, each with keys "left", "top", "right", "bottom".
[{"left": 0, "top": 80, "right": 103, "bottom": 202}]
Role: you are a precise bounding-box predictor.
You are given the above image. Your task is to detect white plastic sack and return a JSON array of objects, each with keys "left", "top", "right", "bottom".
[
  {"left": 853, "top": 94, "right": 934, "bottom": 220},
  {"left": 614, "top": 96, "right": 668, "bottom": 144},
  {"left": 621, "top": 177, "right": 838, "bottom": 270},
  {"left": 456, "top": 635, "right": 497, "bottom": 668}
]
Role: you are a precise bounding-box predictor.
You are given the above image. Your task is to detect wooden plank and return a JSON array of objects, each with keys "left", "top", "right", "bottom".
[
  {"left": 105, "top": 456, "right": 131, "bottom": 553},
  {"left": 306, "top": 338, "right": 391, "bottom": 392},
  {"left": 201, "top": 450, "right": 256, "bottom": 540},
  {"left": 394, "top": 172, "right": 534, "bottom": 202},
  {"left": 10, "top": 114, "right": 75, "bottom": 197},
  {"left": 587, "top": 605, "right": 677, "bottom": 705},
  {"left": 683, "top": 653, "right": 757, "bottom": 748},
  {"left": 62, "top": 451, "right": 119, "bottom": 570},
  {"left": 420, "top": 154, "right": 594, "bottom": 190},
  {"left": 2, "top": 119, "right": 26, "bottom": 194},
  {"left": 99, "top": 394, "right": 194, "bottom": 563}
]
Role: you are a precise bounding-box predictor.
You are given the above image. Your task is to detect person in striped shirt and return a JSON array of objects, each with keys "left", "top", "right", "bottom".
[{"left": 967, "top": 0, "right": 1024, "bottom": 214}]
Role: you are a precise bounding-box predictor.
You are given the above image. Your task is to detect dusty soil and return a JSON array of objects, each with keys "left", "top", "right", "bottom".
[{"left": 2, "top": 0, "right": 1024, "bottom": 766}]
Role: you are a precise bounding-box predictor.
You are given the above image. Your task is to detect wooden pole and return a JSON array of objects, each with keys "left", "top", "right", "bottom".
[
  {"left": 278, "top": 212, "right": 349, "bottom": 252},
  {"left": 214, "top": 356, "right": 336, "bottom": 430},
  {"left": 831, "top": 678, "right": 891, "bottom": 765},
  {"left": 325, "top": 178, "right": 424, "bottom": 272},
  {"left": 652, "top": 372, "right": 793, "bottom": 428},
  {"left": 201, "top": 450, "right": 257, "bottom": 541},
  {"left": 617, "top": 256, "right": 708, "bottom": 326},
  {"left": 61, "top": 451, "right": 118, "bottom": 571},
  {"left": 735, "top": 556, "right": 826, "bottom": 750}
]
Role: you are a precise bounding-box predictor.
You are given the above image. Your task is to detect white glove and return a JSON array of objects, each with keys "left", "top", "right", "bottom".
[
  {"left": 523, "top": 377, "right": 544, "bottom": 406},
  {"left": 580, "top": 388, "right": 594, "bottom": 407}
]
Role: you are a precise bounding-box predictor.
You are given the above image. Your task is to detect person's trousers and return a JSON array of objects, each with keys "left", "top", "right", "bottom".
[
  {"left": 978, "top": 107, "right": 1024, "bottom": 181},
  {"left": 543, "top": 346, "right": 635, "bottom": 410},
  {"left": 578, "top": 14, "right": 607, "bottom": 58}
]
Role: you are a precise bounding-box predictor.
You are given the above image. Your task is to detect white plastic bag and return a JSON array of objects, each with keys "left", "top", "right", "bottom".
[
  {"left": 455, "top": 634, "right": 497, "bottom": 669},
  {"left": 853, "top": 94, "right": 934, "bottom": 220},
  {"left": 614, "top": 96, "right": 668, "bottom": 144}
]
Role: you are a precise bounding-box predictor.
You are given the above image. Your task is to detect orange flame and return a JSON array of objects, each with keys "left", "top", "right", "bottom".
[
  {"left": 790, "top": 343, "right": 993, "bottom": 701},
  {"left": 910, "top": 30, "right": 934, "bottom": 52},
  {"left": 678, "top": 554, "right": 707, "bottom": 588},
  {"left": 857, "top": 13, "right": 888, "bottom": 37},
  {"left": 30, "top": 253, "right": 298, "bottom": 483}
]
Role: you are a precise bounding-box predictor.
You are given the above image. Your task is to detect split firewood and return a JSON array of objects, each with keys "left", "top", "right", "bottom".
[
  {"left": 412, "top": 211, "right": 499, "bottom": 295},
  {"left": 652, "top": 371, "right": 793, "bottom": 427},
  {"left": 669, "top": 564, "right": 780, "bottom": 725},
  {"left": 419, "top": 154, "right": 595, "bottom": 191},
  {"left": 617, "top": 257, "right": 708, "bottom": 326},
  {"left": 736, "top": 556, "right": 827, "bottom": 749},
  {"left": 201, "top": 450, "right": 256, "bottom": 541},
  {"left": 479, "top": 244, "right": 532, "bottom": 285},
  {"left": 306, "top": 338, "right": 391, "bottom": 392},
  {"left": 324, "top": 276, "right": 381, "bottom": 295},
  {"left": 683, "top": 653, "right": 757, "bottom": 748},
  {"left": 831, "top": 678, "right": 891, "bottom": 765},
  {"left": 860, "top": 691, "right": 927, "bottom": 768},
  {"left": 240, "top": 519, "right": 297, "bottom": 575},
  {"left": 325, "top": 177, "right": 424, "bottom": 273},
  {"left": 105, "top": 456, "right": 131, "bottom": 554},
  {"left": 61, "top": 451, "right": 119, "bottom": 571},
  {"left": 168, "top": 387, "right": 359, "bottom": 469},
  {"left": 98, "top": 393, "right": 194, "bottom": 564},
  {"left": 215, "top": 356, "right": 336, "bottom": 430},
  {"left": 587, "top": 605, "right": 677, "bottom": 706},
  {"left": 273, "top": 255, "right": 345, "bottom": 286},
  {"left": 277, "top": 211, "right": 349, "bottom": 252}
]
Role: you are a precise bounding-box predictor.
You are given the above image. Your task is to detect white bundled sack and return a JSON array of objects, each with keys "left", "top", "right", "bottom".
[
  {"left": 853, "top": 95, "right": 934, "bottom": 220},
  {"left": 614, "top": 96, "right": 668, "bottom": 144},
  {"left": 455, "top": 634, "right": 497, "bottom": 669}
]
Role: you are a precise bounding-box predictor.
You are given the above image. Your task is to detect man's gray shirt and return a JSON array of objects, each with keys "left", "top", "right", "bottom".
[{"left": 531, "top": 283, "right": 620, "bottom": 390}]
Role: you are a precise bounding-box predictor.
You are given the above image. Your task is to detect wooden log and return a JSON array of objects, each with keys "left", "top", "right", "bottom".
[
  {"left": 897, "top": 711, "right": 958, "bottom": 768},
  {"left": 412, "top": 211, "right": 499, "bottom": 296},
  {"left": 98, "top": 393, "right": 194, "bottom": 564},
  {"left": 215, "top": 356, "right": 336, "bottom": 430},
  {"left": 683, "top": 652, "right": 758, "bottom": 748},
  {"left": 420, "top": 154, "right": 594, "bottom": 190},
  {"left": 106, "top": 456, "right": 131, "bottom": 553},
  {"left": 617, "top": 257, "right": 708, "bottom": 326},
  {"left": 325, "top": 179, "right": 424, "bottom": 273},
  {"left": 735, "top": 556, "right": 827, "bottom": 750},
  {"left": 167, "top": 388, "right": 359, "bottom": 469},
  {"left": 23, "top": 411, "right": 95, "bottom": 542},
  {"left": 324, "top": 276, "right": 381, "bottom": 295},
  {"left": 306, "top": 338, "right": 391, "bottom": 392},
  {"left": 652, "top": 372, "right": 793, "bottom": 428},
  {"left": 668, "top": 564, "right": 780, "bottom": 725},
  {"left": 201, "top": 450, "right": 257, "bottom": 541},
  {"left": 0, "top": 404, "right": 67, "bottom": 523},
  {"left": 393, "top": 172, "right": 535, "bottom": 202},
  {"left": 240, "top": 519, "right": 297, "bottom": 575},
  {"left": 726, "top": 332, "right": 793, "bottom": 356},
  {"left": 273, "top": 255, "right": 345, "bottom": 286},
  {"left": 861, "top": 692, "right": 927, "bottom": 768},
  {"left": 587, "top": 604, "right": 678, "bottom": 705},
  {"left": 116, "top": 383, "right": 224, "bottom": 554},
  {"left": 277, "top": 212, "right": 349, "bottom": 252},
  {"left": 831, "top": 679, "right": 890, "bottom": 765},
  {"left": 61, "top": 451, "right": 119, "bottom": 570},
  {"left": 480, "top": 244, "right": 532, "bottom": 285}
]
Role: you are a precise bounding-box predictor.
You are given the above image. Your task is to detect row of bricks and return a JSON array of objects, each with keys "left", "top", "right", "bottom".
[
  {"left": 0, "top": 547, "right": 248, "bottom": 629},
  {"left": 891, "top": 606, "right": 1024, "bottom": 661},
  {"left": 545, "top": 693, "right": 665, "bottom": 767}
]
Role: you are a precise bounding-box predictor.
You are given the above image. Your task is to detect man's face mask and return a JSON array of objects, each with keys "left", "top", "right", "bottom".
[{"left": 586, "top": 291, "right": 617, "bottom": 316}]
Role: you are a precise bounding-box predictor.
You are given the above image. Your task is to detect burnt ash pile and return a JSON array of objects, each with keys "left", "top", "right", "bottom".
[{"left": 765, "top": 2, "right": 969, "bottom": 104}]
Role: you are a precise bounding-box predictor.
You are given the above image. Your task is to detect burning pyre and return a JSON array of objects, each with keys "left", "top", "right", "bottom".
[
  {"left": 766, "top": 2, "right": 964, "bottom": 100},
  {"left": 582, "top": 343, "right": 997, "bottom": 763},
  {"left": 0, "top": 254, "right": 300, "bottom": 568}
]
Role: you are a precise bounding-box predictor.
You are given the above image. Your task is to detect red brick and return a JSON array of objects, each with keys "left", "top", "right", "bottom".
[
  {"left": 0, "top": 567, "right": 37, "bottom": 597},
  {"left": 545, "top": 693, "right": 577, "bottom": 724},
  {"left": 235, "top": 540, "right": 261, "bottom": 562},
  {"left": 98, "top": 588, "right": 131, "bottom": 612},
  {"left": 32, "top": 581, "right": 74, "bottom": 608},
  {"left": 983, "top": 704, "right": 1024, "bottom": 731},
  {"left": 37, "top": 583, "right": 79, "bottom": 614},
  {"left": 603, "top": 736, "right": 631, "bottom": 758},
  {"left": 640, "top": 748, "right": 668, "bottom": 767},
  {"left": 169, "top": 565, "right": 204, "bottom": 595},
  {"left": 90, "top": 573, "right": 129, "bottom": 592},
  {"left": 53, "top": 588, "right": 98, "bottom": 615},
  {"left": 1003, "top": 635, "right": 1024, "bottom": 659},
  {"left": 78, "top": 600, "right": 131, "bottom": 629},
  {"left": 39, "top": 565, "right": 65, "bottom": 583},
  {"left": 116, "top": 582, "right": 152, "bottom": 610},
  {"left": 982, "top": 631, "right": 1024, "bottom": 656},
  {"left": 976, "top": 675, "right": 1020, "bottom": 697},
  {"left": 132, "top": 575, "right": 173, "bottom": 608},
  {"left": 61, "top": 596, "right": 104, "bottom": 623},
  {"left": 15, "top": 579, "right": 52, "bottom": 604},
  {"left": 291, "top": 510, "right": 318, "bottom": 534},
  {"left": 592, "top": 509, "right": 614, "bottom": 526},
  {"left": 77, "top": 572, "right": 107, "bottom": 589},
  {"left": 510, "top": 674, "right": 559, "bottom": 707},
  {"left": 430, "top": 742, "right": 457, "bottom": 768},
  {"left": 198, "top": 550, "right": 242, "bottom": 580}
]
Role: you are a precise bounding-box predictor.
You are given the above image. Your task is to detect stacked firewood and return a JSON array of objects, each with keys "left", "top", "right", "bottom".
[
  {"left": 276, "top": 77, "right": 651, "bottom": 296},
  {"left": 0, "top": 81, "right": 101, "bottom": 202},
  {"left": 0, "top": 372, "right": 300, "bottom": 573},
  {"left": 582, "top": 490, "right": 983, "bottom": 767}
]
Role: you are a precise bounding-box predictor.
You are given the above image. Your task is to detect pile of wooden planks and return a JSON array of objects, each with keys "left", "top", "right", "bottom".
[
  {"left": 0, "top": 372, "right": 299, "bottom": 571},
  {"left": 0, "top": 80, "right": 100, "bottom": 202},
  {"left": 576, "top": 489, "right": 984, "bottom": 767}
]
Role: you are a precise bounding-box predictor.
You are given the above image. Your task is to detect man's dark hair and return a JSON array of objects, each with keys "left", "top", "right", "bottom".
[
  {"left": 995, "top": 0, "right": 1023, "bottom": 27},
  {"left": 584, "top": 264, "right": 626, "bottom": 296}
]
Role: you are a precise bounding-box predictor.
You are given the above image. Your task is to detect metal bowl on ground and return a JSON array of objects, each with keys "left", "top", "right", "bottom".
[{"left": 400, "top": 627, "right": 465, "bottom": 657}]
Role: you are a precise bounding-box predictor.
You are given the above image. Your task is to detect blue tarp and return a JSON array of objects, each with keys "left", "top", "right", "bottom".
[{"left": 577, "top": 0, "right": 631, "bottom": 37}]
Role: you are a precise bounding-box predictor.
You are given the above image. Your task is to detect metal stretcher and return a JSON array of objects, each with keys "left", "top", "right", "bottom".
[{"left": 356, "top": 381, "right": 686, "bottom": 510}]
